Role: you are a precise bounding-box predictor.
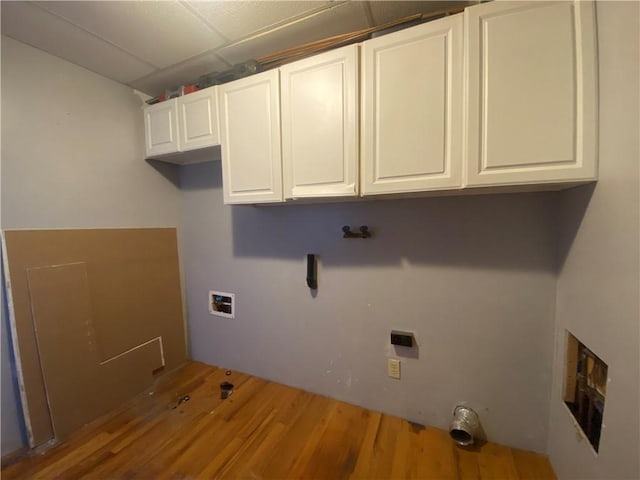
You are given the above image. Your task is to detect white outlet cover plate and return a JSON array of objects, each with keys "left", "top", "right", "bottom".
[{"left": 388, "top": 358, "right": 401, "bottom": 379}]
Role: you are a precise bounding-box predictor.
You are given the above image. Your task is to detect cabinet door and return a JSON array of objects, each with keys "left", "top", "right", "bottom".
[
  {"left": 361, "top": 15, "right": 463, "bottom": 195},
  {"left": 219, "top": 70, "right": 283, "bottom": 204},
  {"left": 280, "top": 45, "right": 359, "bottom": 199},
  {"left": 465, "top": 1, "right": 597, "bottom": 187},
  {"left": 178, "top": 86, "right": 220, "bottom": 151},
  {"left": 144, "top": 99, "right": 179, "bottom": 157}
]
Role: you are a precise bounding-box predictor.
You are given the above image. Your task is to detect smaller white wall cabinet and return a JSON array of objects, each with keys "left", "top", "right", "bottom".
[
  {"left": 464, "top": 1, "right": 598, "bottom": 187},
  {"left": 280, "top": 44, "right": 359, "bottom": 199},
  {"left": 144, "top": 86, "right": 220, "bottom": 162},
  {"left": 219, "top": 69, "right": 283, "bottom": 204},
  {"left": 144, "top": 99, "right": 179, "bottom": 157},
  {"left": 178, "top": 87, "right": 219, "bottom": 151},
  {"left": 361, "top": 14, "right": 464, "bottom": 195}
]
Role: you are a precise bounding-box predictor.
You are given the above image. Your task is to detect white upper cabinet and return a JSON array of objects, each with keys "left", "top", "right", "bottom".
[
  {"left": 144, "top": 99, "right": 179, "bottom": 157},
  {"left": 219, "top": 69, "right": 283, "bottom": 204},
  {"left": 361, "top": 14, "right": 464, "bottom": 195},
  {"left": 144, "top": 86, "right": 220, "bottom": 163},
  {"left": 280, "top": 45, "right": 359, "bottom": 199},
  {"left": 211, "top": 1, "right": 598, "bottom": 204},
  {"left": 464, "top": 1, "right": 598, "bottom": 187},
  {"left": 178, "top": 87, "right": 219, "bottom": 151}
]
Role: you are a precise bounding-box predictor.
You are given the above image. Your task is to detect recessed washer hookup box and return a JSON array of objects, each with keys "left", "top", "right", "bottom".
[{"left": 390, "top": 330, "right": 414, "bottom": 348}]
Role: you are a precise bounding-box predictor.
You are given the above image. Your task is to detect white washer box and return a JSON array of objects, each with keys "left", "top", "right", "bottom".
[{"left": 209, "top": 290, "right": 234, "bottom": 318}]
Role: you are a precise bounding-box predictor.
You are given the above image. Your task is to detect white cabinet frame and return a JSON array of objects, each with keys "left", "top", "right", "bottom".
[
  {"left": 280, "top": 45, "right": 359, "bottom": 199},
  {"left": 464, "top": 1, "right": 598, "bottom": 187},
  {"left": 362, "top": 14, "right": 464, "bottom": 195},
  {"left": 219, "top": 70, "right": 283, "bottom": 204}
]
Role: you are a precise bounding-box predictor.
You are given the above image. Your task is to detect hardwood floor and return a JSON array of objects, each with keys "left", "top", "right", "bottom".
[{"left": 2, "top": 361, "right": 556, "bottom": 479}]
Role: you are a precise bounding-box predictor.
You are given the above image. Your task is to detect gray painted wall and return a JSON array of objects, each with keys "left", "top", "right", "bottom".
[
  {"left": 1, "top": 268, "right": 26, "bottom": 455},
  {"left": 2, "top": 4, "right": 637, "bottom": 474},
  {"left": 1, "top": 37, "right": 181, "bottom": 229},
  {"left": 547, "top": 3, "right": 640, "bottom": 479},
  {"left": 180, "top": 162, "right": 558, "bottom": 453},
  {"left": 0, "top": 37, "right": 181, "bottom": 455}
]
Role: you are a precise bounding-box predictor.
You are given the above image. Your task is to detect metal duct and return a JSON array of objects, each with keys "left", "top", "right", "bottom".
[{"left": 449, "top": 405, "right": 480, "bottom": 446}]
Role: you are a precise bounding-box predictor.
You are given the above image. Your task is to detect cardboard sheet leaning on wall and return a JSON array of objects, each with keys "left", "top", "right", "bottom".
[{"left": 1, "top": 228, "right": 187, "bottom": 447}]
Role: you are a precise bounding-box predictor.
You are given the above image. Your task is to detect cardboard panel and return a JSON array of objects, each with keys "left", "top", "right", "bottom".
[
  {"left": 2, "top": 228, "right": 186, "bottom": 446},
  {"left": 28, "top": 262, "right": 164, "bottom": 440}
]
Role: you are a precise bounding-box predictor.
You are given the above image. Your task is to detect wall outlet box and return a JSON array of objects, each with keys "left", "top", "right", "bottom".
[
  {"left": 390, "top": 330, "right": 414, "bottom": 347},
  {"left": 209, "top": 290, "right": 234, "bottom": 318}
]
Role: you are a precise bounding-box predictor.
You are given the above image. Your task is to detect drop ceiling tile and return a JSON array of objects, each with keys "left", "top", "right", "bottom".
[
  {"left": 35, "top": 1, "right": 225, "bottom": 69},
  {"left": 187, "top": 1, "right": 333, "bottom": 42},
  {"left": 130, "top": 51, "right": 231, "bottom": 96},
  {"left": 368, "top": 1, "right": 470, "bottom": 25},
  {"left": 1, "top": 2, "right": 155, "bottom": 83},
  {"left": 217, "top": 2, "right": 370, "bottom": 66}
]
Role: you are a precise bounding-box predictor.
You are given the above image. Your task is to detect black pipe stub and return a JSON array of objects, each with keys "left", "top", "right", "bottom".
[{"left": 220, "top": 381, "right": 234, "bottom": 399}]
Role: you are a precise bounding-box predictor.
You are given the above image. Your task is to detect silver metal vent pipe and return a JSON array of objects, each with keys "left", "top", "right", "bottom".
[{"left": 449, "top": 405, "right": 480, "bottom": 446}]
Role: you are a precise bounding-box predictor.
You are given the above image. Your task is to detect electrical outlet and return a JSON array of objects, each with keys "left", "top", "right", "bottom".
[{"left": 388, "top": 358, "right": 401, "bottom": 379}]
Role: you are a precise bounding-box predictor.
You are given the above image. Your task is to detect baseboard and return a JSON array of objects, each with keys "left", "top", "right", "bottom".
[{"left": 1, "top": 446, "right": 30, "bottom": 469}]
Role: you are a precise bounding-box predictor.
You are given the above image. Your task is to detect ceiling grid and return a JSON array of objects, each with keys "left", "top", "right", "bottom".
[{"left": 1, "top": 0, "right": 471, "bottom": 96}]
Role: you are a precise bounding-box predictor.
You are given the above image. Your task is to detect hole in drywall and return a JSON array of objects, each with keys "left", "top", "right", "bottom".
[
  {"left": 209, "top": 291, "right": 234, "bottom": 319},
  {"left": 564, "top": 331, "right": 607, "bottom": 453}
]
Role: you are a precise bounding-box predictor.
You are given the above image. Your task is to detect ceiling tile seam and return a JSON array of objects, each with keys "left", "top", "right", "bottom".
[
  {"left": 32, "top": 2, "right": 161, "bottom": 71},
  {"left": 363, "top": 2, "right": 375, "bottom": 28},
  {"left": 128, "top": 48, "right": 232, "bottom": 85},
  {"left": 221, "top": 1, "right": 353, "bottom": 49},
  {"left": 229, "top": 0, "right": 353, "bottom": 42},
  {"left": 179, "top": 1, "right": 230, "bottom": 44},
  {"left": 128, "top": 1, "right": 353, "bottom": 88},
  {"left": 162, "top": 1, "right": 347, "bottom": 67},
  {"left": 180, "top": 1, "right": 351, "bottom": 54}
]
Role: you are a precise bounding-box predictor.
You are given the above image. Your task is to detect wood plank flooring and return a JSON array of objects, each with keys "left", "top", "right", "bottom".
[{"left": 2, "top": 361, "right": 556, "bottom": 479}]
